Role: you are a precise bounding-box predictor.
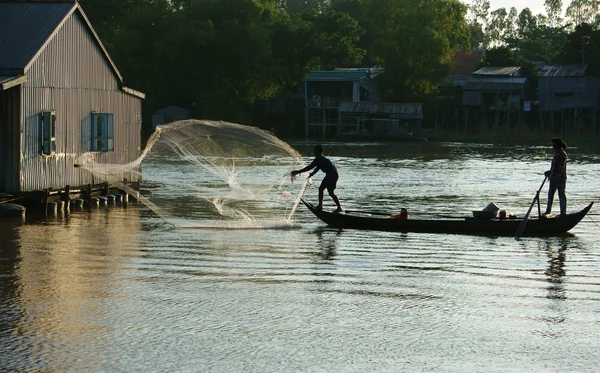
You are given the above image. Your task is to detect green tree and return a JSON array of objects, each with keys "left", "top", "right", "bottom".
[
  {"left": 279, "top": 0, "right": 331, "bottom": 13},
  {"left": 556, "top": 23, "right": 600, "bottom": 74},
  {"left": 544, "top": 0, "right": 563, "bottom": 25},
  {"left": 331, "top": 0, "right": 375, "bottom": 66},
  {"left": 506, "top": 20, "right": 568, "bottom": 63},
  {"left": 565, "top": 0, "right": 599, "bottom": 26},
  {"left": 486, "top": 7, "right": 508, "bottom": 45},
  {"left": 362, "top": 0, "right": 471, "bottom": 101},
  {"left": 298, "top": 10, "right": 365, "bottom": 70},
  {"left": 466, "top": 0, "right": 490, "bottom": 49}
]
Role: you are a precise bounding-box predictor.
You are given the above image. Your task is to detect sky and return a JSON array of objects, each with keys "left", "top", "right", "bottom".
[{"left": 461, "top": 0, "right": 547, "bottom": 16}]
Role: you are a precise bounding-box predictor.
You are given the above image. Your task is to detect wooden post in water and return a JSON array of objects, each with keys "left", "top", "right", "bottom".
[
  {"left": 43, "top": 188, "right": 50, "bottom": 211},
  {"left": 64, "top": 185, "right": 71, "bottom": 203},
  {"left": 87, "top": 184, "right": 93, "bottom": 206}
]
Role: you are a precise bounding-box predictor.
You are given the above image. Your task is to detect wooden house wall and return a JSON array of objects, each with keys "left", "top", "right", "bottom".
[
  {"left": 0, "top": 86, "right": 21, "bottom": 193},
  {"left": 20, "top": 12, "right": 142, "bottom": 192},
  {"left": 538, "top": 76, "right": 599, "bottom": 111}
]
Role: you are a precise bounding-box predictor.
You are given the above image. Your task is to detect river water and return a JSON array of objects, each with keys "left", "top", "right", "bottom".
[{"left": 1, "top": 141, "right": 600, "bottom": 372}]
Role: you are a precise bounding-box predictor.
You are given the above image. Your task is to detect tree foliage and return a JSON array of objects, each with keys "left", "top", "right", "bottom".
[
  {"left": 556, "top": 23, "right": 600, "bottom": 74},
  {"left": 81, "top": 0, "right": 364, "bottom": 122},
  {"left": 361, "top": 0, "right": 471, "bottom": 100},
  {"left": 78, "top": 0, "right": 600, "bottom": 128}
]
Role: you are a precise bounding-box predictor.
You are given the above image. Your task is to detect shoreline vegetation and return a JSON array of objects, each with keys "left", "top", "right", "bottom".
[
  {"left": 80, "top": 0, "right": 600, "bottom": 129},
  {"left": 283, "top": 130, "right": 600, "bottom": 148}
]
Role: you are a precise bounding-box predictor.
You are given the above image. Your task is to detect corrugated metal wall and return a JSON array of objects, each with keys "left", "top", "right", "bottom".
[
  {"left": 20, "top": 12, "right": 142, "bottom": 192},
  {"left": 0, "top": 85, "right": 21, "bottom": 192},
  {"left": 539, "top": 77, "right": 599, "bottom": 111}
]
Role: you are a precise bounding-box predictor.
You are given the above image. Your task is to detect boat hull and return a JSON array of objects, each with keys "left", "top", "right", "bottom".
[{"left": 301, "top": 199, "right": 594, "bottom": 237}]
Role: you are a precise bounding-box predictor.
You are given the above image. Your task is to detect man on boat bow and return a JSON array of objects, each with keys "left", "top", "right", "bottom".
[{"left": 291, "top": 144, "right": 342, "bottom": 213}]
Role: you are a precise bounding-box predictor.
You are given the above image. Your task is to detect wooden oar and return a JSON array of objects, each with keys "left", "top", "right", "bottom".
[{"left": 514, "top": 176, "right": 548, "bottom": 240}]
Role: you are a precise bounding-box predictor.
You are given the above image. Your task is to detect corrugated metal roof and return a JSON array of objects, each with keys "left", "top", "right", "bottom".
[
  {"left": 538, "top": 63, "right": 587, "bottom": 77},
  {"left": 339, "top": 101, "right": 423, "bottom": 116},
  {"left": 0, "top": 1, "right": 74, "bottom": 69},
  {"left": 307, "top": 67, "right": 384, "bottom": 81},
  {"left": 473, "top": 66, "right": 521, "bottom": 76}
]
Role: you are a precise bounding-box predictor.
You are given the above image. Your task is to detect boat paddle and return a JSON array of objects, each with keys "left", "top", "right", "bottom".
[{"left": 514, "top": 176, "right": 548, "bottom": 240}]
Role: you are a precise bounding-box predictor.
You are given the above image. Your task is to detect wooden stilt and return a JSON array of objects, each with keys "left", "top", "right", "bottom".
[
  {"left": 43, "top": 188, "right": 50, "bottom": 211},
  {"left": 87, "top": 184, "right": 93, "bottom": 206}
]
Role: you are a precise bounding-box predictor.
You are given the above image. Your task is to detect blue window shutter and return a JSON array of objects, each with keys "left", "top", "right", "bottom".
[{"left": 108, "top": 113, "right": 114, "bottom": 151}]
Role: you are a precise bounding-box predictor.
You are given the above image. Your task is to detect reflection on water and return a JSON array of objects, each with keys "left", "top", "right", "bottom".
[
  {"left": 1, "top": 142, "right": 600, "bottom": 372},
  {"left": 1, "top": 208, "right": 142, "bottom": 371}
]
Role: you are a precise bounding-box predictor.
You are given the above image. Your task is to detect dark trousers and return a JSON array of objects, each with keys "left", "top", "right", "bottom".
[{"left": 546, "top": 178, "right": 566, "bottom": 215}]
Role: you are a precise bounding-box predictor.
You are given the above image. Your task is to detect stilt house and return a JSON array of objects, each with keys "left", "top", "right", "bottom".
[
  {"left": 0, "top": 0, "right": 144, "bottom": 198},
  {"left": 537, "top": 63, "right": 599, "bottom": 134}
]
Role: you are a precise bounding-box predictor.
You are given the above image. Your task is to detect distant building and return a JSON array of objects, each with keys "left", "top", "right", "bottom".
[
  {"left": 457, "top": 66, "right": 531, "bottom": 133},
  {"left": 152, "top": 106, "right": 189, "bottom": 129},
  {"left": 338, "top": 102, "right": 423, "bottom": 138},
  {"left": 538, "top": 64, "right": 598, "bottom": 110},
  {"left": 304, "top": 68, "right": 383, "bottom": 137},
  {"left": 0, "top": 0, "right": 144, "bottom": 197},
  {"left": 462, "top": 66, "right": 527, "bottom": 110},
  {"left": 436, "top": 50, "right": 484, "bottom": 132},
  {"left": 537, "top": 63, "right": 599, "bottom": 133}
]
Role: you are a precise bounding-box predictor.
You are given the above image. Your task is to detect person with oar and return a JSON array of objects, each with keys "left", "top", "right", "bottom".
[
  {"left": 544, "top": 137, "right": 568, "bottom": 216},
  {"left": 291, "top": 144, "right": 343, "bottom": 213},
  {"left": 514, "top": 137, "right": 568, "bottom": 239}
]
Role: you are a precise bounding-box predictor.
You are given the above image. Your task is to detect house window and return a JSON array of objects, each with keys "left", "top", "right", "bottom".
[
  {"left": 91, "top": 113, "right": 114, "bottom": 152},
  {"left": 41, "top": 110, "right": 56, "bottom": 155}
]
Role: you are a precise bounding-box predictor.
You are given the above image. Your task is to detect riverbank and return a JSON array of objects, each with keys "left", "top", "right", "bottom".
[{"left": 285, "top": 129, "right": 600, "bottom": 150}]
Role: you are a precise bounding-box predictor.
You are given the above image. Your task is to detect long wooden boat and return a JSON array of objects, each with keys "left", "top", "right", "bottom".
[{"left": 300, "top": 199, "right": 594, "bottom": 237}]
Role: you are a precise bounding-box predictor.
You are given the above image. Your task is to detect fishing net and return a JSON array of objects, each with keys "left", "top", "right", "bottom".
[{"left": 75, "top": 119, "right": 310, "bottom": 228}]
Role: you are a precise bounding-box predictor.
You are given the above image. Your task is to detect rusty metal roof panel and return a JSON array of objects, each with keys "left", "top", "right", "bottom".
[
  {"left": 0, "top": 2, "right": 75, "bottom": 69},
  {"left": 468, "top": 77, "right": 527, "bottom": 84},
  {"left": 473, "top": 66, "right": 521, "bottom": 76},
  {"left": 538, "top": 64, "right": 587, "bottom": 77},
  {"left": 463, "top": 77, "right": 527, "bottom": 91},
  {"left": 339, "top": 101, "right": 423, "bottom": 115}
]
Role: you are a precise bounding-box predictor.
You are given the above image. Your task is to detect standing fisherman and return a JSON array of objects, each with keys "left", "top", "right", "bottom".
[
  {"left": 291, "top": 144, "right": 342, "bottom": 213},
  {"left": 544, "top": 138, "right": 568, "bottom": 216}
]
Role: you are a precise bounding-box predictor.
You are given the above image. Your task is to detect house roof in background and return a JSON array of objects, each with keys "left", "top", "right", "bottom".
[
  {"left": 307, "top": 67, "right": 383, "bottom": 81},
  {"left": 473, "top": 66, "right": 521, "bottom": 76},
  {"left": 451, "top": 50, "right": 484, "bottom": 75},
  {"left": 538, "top": 63, "right": 587, "bottom": 77}
]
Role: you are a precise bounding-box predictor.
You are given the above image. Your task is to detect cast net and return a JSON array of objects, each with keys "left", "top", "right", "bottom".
[{"left": 75, "top": 119, "right": 311, "bottom": 228}]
